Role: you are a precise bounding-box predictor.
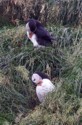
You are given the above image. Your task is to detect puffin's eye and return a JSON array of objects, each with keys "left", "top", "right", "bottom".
[{"left": 33, "top": 78, "right": 36, "bottom": 81}]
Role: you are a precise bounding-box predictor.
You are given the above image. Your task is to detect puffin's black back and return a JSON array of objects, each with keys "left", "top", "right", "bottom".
[{"left": 35, "top": 71, "right": 50, "bottom": 80}]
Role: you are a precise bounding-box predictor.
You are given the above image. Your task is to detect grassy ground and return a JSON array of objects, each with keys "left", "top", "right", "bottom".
[{"left": 0, "top": 25, "right": 82, "bottom": 125}]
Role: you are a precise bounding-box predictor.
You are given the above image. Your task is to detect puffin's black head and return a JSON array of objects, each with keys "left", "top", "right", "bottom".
[
  {"left": 34, "top": 72, "right": 50, "bottom": 80},
  {"left": 27, "top": 19, "right": 36, "bottom": 32}
]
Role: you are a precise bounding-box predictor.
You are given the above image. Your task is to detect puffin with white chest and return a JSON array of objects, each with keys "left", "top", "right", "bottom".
[
  {"left": 31, "top": 72, "right": 55, "bottom": 103},
  {"left": 26, "top": 19, "right": 53, "bottom": 48}
]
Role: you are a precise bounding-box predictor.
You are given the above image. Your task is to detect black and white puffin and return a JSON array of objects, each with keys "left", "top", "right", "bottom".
[
  {"left": 31, "top": 72, "right": 55, "bottom": 102},
  {"left": 26, "top": 19, "right": 53, "bottom": 48}
]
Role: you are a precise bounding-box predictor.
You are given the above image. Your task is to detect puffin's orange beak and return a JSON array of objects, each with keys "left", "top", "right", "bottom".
[
  {"left": 29, "top": 32, "right": 34, "bottom": 38},
  {"left": 37, "top": 80, "right": 43, "bottom": 86}
]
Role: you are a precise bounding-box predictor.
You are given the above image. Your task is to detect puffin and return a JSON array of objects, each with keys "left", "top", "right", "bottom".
[
  {"left": 26, "top": 19, "right": 53, "bottom": 48},
  {"left": 31, "top": 72, "right": 55, "bottom": 102}
]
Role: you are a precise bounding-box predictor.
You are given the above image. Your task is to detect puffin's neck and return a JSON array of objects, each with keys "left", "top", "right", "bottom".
[{"left": 37, "top": 80, "right": 43, "bottom": 86}]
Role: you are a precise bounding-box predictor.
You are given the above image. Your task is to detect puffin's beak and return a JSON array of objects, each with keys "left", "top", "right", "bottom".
[{"left": 36, "top": 80, "right": 43, "bottom": 86}]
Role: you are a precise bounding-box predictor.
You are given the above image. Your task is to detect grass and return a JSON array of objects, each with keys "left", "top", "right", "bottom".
[{"left": 0, "top": 24, "right": 82, "bottom": 125}]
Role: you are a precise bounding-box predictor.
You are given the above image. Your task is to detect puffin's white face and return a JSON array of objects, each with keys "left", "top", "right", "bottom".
[
  {"left": 32, "top": 73, "right": 42, "bottom": 85},
  {"left": 26, "top": 22, "right": 30, "bottom": 32}
]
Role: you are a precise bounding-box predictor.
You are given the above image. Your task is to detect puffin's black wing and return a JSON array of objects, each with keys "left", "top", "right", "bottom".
[
  {"left": 36, "top": 26, "right": 52, "bottom": 41},
  {"left": 35, "top": 26, "right": 52, "bottom": 46}
]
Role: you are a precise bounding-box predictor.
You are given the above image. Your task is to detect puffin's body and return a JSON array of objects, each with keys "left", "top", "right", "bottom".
[
  {"left": 32, "top": 72, "right": 55, "bottom": 102},
  {"left": 36, "top": 79, "right": 55, "bottom": 102},
  {"left": 26, "top": 19, "right": 53, "bottom": 48}
]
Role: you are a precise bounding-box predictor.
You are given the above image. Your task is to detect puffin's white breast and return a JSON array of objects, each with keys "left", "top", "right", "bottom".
[
  {"left": 26, "top": 31, "right": 39, "bottom": 47},
  {"left": 26, "top": 22, "right": 39, "bottom": 47},
  {"left": 36, "top": 79, "right": 55, "bottom": 102}
]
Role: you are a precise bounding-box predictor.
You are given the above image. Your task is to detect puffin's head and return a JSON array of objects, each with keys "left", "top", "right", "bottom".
[
  {"left": 26, "top": 19, "right": 36, "bottom": 33},
  {"left": 31, "top": 72, "right": 50, "bottom": 85},
  {"left": 31, "top": 73, "right": 42, "bottom": 85}
]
